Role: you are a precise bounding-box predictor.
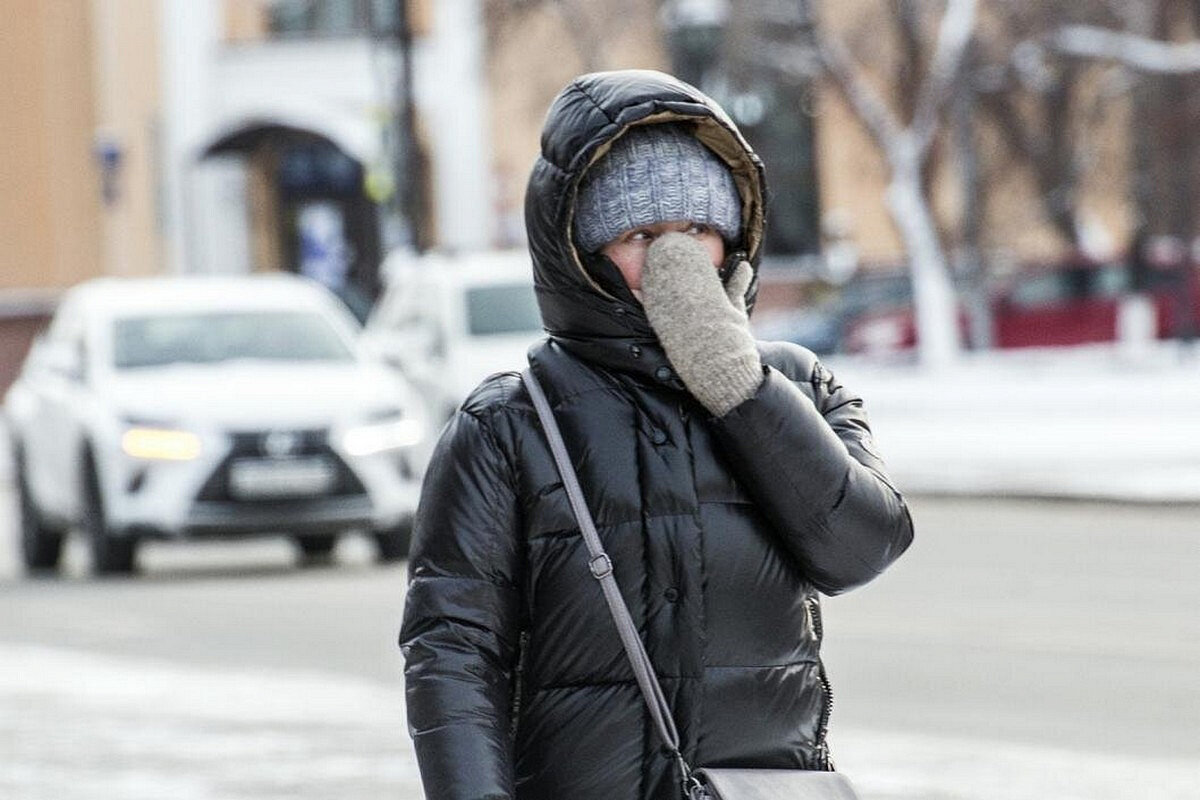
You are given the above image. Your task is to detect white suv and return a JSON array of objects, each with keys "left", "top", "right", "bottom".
[
  {"left": 5, "top": 274, "right": 429, "bottom": 575},
  {"left": 364, "top": 250, "right": 545, "bottom": 423}
]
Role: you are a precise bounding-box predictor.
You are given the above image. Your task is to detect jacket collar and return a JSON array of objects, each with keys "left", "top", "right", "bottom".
[{"left": 529, "top": 335, "right": 689, "bottom": 395}]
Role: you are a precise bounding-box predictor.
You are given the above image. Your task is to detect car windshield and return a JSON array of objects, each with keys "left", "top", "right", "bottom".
[
  {"left": 464, "top": 283, "right": 542, "bottom": 336},
  {"left": 112, "top": 310, "right": 355, "bottom": 369},
  {"left": 1007, "top": 264, "right": 1130, "bottom": 309}
]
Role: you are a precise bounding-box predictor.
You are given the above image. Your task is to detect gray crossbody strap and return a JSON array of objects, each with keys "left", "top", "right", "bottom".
[{"left": 521, "top": 368, "right": 690, "bottom": 775}]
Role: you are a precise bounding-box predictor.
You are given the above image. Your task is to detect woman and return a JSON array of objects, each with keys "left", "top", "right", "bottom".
[{"left": 400, "top": 69, "right": 913, "bottom": 800}]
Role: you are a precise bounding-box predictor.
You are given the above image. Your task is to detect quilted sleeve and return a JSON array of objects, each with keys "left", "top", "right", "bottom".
[
  {"left": 400, "top": 406, "right": 523, "bottom": 799},
  {"left": 708, "top": 350, "right": 913, "bottom": 595}
]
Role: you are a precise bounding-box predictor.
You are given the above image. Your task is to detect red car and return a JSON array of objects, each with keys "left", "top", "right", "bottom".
[{"left": 841, "top": 259, "right": 1200, "bottom": 354}]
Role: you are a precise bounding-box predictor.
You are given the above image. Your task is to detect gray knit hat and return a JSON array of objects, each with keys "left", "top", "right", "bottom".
[{"left": 573, "top": 123, "right": 742, "bottom": 253}]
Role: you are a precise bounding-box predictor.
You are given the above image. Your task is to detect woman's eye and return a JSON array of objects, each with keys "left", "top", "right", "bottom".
[
  {"left": 629, "top": 230, "right": 653, "bottom": 242},
  {"left": 687, "top": 224, "right": 710, "bottom": 235}
]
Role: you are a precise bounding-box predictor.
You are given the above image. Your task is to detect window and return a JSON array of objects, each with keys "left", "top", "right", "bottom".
[
  {"left": 1008, "top": 273, "right": 1069, "bottom": 309},
  {"left": 464, "top": 284, "right": 542, "bottom": 336},
  {"left": 225, "top": 0, "right": 430, "bottom": 43},
  {"left": 1007, "top": 265, "right": 1130, "bottom": 309},
  {"left": 267, "top": 0, "right": 399, "bottom": 38},
  {"left": 112, "top": 310, "right": 355, "bottom": 370}
]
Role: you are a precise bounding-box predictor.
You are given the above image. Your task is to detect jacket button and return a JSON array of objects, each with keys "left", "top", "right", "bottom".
[
  {"left": 650, "top": 428, "right": 667, "bottom": 445},
  {"left": 629, "top": 344, "right": 642, "bottom": 358},
  {"left": 663, "top": 587, "right": 679, "bottom": 602},
  {"left": 655, "top": 366, "right": 674, "bottom": 381}
]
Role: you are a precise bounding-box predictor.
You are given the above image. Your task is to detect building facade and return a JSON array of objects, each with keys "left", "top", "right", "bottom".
[
  {"left": 0, "top": 0, "right": 489, "bottom": 390},
  {"left": 1, "top": 0, "right": 165, "bottom": 388},
  {"left": 163, "top": 0, "right": 487, "bottom": 317}
]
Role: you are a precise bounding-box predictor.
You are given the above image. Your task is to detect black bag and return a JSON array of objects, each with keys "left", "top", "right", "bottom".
[
  {"left": 689, "top": 768, "right": 859, "bottom": 799},
  {"left": 522, "top": 368, "right": 861, "bottom": 800}
]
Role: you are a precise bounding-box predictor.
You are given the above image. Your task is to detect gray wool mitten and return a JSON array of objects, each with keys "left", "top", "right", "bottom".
[{"left": 642, "top": 233, "right": 763, "bottom": 416}]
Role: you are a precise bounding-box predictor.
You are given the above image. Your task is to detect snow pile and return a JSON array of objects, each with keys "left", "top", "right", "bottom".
[
  {"left": 0, "top": 643, "right": 421, "bottom": 800},
  {"left": 829, "top": 343, "right": 1200, "bottom": 502},
  {"left": 834, "top": 727, "right": 1200, "bottom": 800}
]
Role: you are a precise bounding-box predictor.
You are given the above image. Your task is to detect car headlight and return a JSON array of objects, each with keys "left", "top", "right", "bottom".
[
  {"left": 121, "top": 427, "right": 202, "bottom": 461},
  {"left": 340, "top": 417, "right": 425, "bottom": 457}
]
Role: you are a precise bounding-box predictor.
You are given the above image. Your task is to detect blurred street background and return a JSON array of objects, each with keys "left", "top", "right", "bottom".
[{"left": 2, "top": 0, "right": 1200, "bottom": 798}]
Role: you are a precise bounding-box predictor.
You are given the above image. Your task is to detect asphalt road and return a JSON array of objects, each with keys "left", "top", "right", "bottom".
[{"left": 0, "top": 492, "right": 1197, "bottom": 799}]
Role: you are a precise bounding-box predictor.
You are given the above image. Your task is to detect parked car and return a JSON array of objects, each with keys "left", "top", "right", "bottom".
[
  {"left": 4, "top": 274, "right": 428, "bottom": 575},
  {"left": 750, "top": 307, "right": 841, "bottom": 355},
  {"left": 364, "top": 249, "right": 544, "bottom": 423},
  {"left": 840, "top": 258, "right": 1200, "bottom": 355}
]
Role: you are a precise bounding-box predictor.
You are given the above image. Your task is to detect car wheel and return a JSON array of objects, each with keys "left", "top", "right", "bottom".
[
  {"left": 295, "top": 534, "right": 338, "bottom": 566},
  {"left": 373, "top": 519, "right": 412, "bottom": 563},
  {"left": 14, "top": 452, "right": 64, "bottom": 574},
  {"left": 83, "top": 459, "right": 136, "bottom": 576}
]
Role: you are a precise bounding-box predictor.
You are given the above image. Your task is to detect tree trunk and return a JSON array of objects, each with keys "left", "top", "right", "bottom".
[
  {"left": 952, "top": 53, "right": 992, "bottom": 350},
  {"left": 886, "top": 141, "right": 961, "bottom": 368}
]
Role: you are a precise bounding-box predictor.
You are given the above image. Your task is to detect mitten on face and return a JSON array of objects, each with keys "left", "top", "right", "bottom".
[{"left": 642, "top": 232, "right": 763, "bottom": 416}]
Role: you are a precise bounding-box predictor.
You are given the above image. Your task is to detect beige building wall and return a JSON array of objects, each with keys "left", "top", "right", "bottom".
[
  {"left": 485, "top": 2, "right": 669, "bottom": 246},
  {"left": 0, "top": 0, "right": 164, "bottom": 293},
  {"left": 813, "top": 83, "right": 903, "bottom": 265},
  {"left": 92, "top": 0, "right": 164, "bottom": 278},
  {"left": 224, "top": 0, "right": 272, "bottom": 42},
  {"left": 0, "top": 0, "right": 102, "bottom": 294}
]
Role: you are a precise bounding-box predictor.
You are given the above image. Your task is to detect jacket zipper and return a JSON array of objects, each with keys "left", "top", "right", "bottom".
[
  {"left": 509, "top": 630, "right": 530, "bottom": 738},
  {"left": 806, "top": 596, "right": 835, "bottom": 770}
]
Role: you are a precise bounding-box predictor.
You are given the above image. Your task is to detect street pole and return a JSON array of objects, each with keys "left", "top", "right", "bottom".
[{"left": 395, "top": 0, "right": 423, "bottom": 251}]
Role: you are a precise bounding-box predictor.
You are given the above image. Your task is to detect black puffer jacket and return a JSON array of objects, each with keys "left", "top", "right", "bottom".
[{"left": 400, "top": 70, "right": 913, "bottom": 800}]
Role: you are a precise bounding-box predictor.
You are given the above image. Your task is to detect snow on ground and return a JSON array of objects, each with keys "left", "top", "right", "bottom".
[
  {"left": 1, "top": 643, "right": 1196, "bottom": 800},
  {"left": 0, "top": 643, "right": 421, "bottom": 800},
  {"left": 2, "top": 342, "right": 1197, "bottom": 502},
  {"left": 832, "top": 729, "right": 1200, "bottom": 800},
  {"left": 827, "top": 342, "right": 1200, "bottom": 503}
]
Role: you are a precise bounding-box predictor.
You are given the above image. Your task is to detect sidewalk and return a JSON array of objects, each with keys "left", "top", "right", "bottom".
[
  {"left": 828, "top": 341, "right": 1200, "bottom": 503},
  {"left": 4, "top": 642, "right": 1194, "bottom": 800}
]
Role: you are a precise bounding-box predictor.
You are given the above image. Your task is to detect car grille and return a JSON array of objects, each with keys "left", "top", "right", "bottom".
[{"left": 196, "top": 429, "right": 367, "bottom": 502}]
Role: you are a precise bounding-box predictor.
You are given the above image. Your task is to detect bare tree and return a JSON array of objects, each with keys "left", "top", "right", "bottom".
[
  {"left": 1044, "top": 3, "right": 1200, "bottom": 340},
  {"left": 951, "top": 35, "right": 991, "bottom": 349},
  {"left": 746, "top": 0, "right": 975, "bottom": 364},
  {"left": 1053, "top": 24, "right": 1200, "bottom": 72},
  {"left": 971, "top": 2, "right": 1110, "bottom": 251},
  {"left": 1046, "top": 12, "right": 1200, "bottom": 224},
  {"left": 815, "top": 0, "right": 978, "bottom": 367}
]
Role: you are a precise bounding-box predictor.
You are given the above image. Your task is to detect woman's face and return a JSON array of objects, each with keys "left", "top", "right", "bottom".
[{"left": 601, "top": 221, "right": 726, "bottom": 301}]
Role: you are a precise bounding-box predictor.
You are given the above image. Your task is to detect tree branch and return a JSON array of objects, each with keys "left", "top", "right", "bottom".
[
  {"left": 816, "top": 32, "right": 905, "bottom": 151},
  {"left": 1053, "top": 25, "right": 1200, "bottom": 73},
  {"left": 911, "top": 0, "right": 979, "bottom": 155}
]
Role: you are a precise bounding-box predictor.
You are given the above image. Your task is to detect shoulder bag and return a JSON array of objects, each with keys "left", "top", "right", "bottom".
[{"left": 521, "top": 368, "right": 861, "bottom": 800}]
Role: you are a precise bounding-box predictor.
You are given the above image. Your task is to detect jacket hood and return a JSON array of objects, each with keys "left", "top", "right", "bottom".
[{"left": 524, "top": 70, "right": 767, "bottom": 381}]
